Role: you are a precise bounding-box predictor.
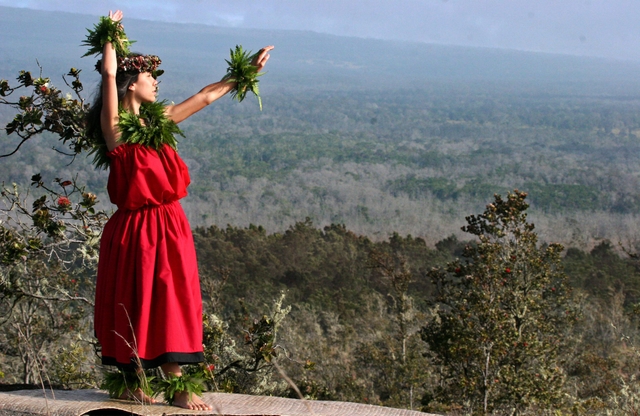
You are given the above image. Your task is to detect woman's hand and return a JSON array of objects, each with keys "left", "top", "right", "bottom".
[
  {"left": 166, "top": 45, "right": 274, "bottom": 123},
  {"left": 109, "top": 9, "right": 123, "bottom": 22},
  {"left": 252, "top": 46, "right": 274, "bottom": 72}
]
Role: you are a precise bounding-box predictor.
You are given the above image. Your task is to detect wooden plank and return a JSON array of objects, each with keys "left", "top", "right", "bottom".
[{"left": 0, "top": 389, "right": 437, "bottom": 416}]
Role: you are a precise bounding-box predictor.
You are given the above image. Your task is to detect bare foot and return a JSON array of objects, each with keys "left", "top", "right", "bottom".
[
  {"left": 118, "top": 388, "right": 156, "bottom": 404},
  {"left": 172, "top": 391, "right": 212, "bottom": 411}
]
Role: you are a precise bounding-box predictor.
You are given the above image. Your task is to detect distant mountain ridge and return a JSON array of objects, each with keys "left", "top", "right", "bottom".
[{"left": 2, "top": 5, "right": 640, "bottom": 96}]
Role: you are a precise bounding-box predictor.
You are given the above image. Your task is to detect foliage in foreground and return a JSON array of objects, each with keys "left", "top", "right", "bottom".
[{"left": 0, "top": 176, "right": 106, "bottom": 386}]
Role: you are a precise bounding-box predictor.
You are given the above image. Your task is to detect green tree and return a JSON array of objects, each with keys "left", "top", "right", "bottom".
[
  {"left": 421, "top": 190, "right": 577, "bottom": 415},
  {"left": 0, "top": 67, "right": 107, "bottom": 385},
  {"left": 0, "top": 175, "right": 107, "bottom": 385},
  {"left": 0, "top": 67, "right": 90, "bottom": 158}
]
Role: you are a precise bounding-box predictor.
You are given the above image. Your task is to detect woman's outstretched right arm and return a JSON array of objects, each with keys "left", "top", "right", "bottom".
[{"left": 100, "top": 10, "right": 123, "bottom": 151}]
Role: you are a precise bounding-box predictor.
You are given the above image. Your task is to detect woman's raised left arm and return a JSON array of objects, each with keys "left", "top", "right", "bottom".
[{"left": 165, "top": 45, "right": 273, "bottom": 124}]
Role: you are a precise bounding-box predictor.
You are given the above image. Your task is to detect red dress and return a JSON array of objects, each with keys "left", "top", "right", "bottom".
[{"left": 94, "top": 143, "right": 204, "bottom": 369}]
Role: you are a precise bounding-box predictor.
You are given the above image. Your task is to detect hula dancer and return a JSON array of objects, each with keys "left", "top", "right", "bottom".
[{"left": 86, "top": 10, "right": 272, "bottom": 410}]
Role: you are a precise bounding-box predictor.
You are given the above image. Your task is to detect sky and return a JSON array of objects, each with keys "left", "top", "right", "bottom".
[{"left": 1, "top": 0, "right": 639, "bottom": 61}]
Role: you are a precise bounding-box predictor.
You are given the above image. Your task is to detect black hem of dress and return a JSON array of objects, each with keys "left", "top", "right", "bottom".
[{"left": 102, "top": 352, "right": 205, "bottom": 370}]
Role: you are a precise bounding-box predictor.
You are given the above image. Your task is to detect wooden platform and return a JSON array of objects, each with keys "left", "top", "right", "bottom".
[{"left": 0, "top": 389, "right": 436, "bottom": 416}]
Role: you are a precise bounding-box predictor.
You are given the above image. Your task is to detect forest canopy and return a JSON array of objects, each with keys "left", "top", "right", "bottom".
[{"left": 3, "top": 6, "right": 640, "bottom": 245}]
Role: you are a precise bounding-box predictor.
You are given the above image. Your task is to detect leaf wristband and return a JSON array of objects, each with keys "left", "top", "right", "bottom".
[
  {"left": 225, "top": 45, "right": 264, "bottom": 110},
  {"left": 82, "top": 16, "right": 133, "bottom": 58}
]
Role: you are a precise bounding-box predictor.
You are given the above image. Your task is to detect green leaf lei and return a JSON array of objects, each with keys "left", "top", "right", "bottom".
[
  {"left": 89, "top": 101, "right": 184, "bottom": 169},
  {"left": 225, "top": 45, "right": 264, "bottom": 110},
  {"left": 157, "top": 373, "right": 205, "bottom": 405},
  {"left": 82, "top": 15, "right": 134, "bottom": 58}
]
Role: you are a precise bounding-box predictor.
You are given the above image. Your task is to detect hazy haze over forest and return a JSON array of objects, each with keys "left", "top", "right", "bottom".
[
  {"left": 1, "top": 0, "right": 639, "bottom": 61},
  {"left": 2, "top": 5, "right": 640, "bottom": 248}
]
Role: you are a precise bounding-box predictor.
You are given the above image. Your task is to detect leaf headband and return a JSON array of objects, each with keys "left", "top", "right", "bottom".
[{"left": 94, "top": 54, "right": 164, "bottom": 78}]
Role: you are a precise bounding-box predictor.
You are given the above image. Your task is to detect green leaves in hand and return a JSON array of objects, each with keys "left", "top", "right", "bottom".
[{"left": 224, "top": 45, "right": 264, "bottom": 110}]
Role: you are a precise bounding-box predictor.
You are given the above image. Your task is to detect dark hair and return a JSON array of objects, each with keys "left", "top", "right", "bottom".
[{"left": 85, "top": 59, "right": 143, "bottom": 151}]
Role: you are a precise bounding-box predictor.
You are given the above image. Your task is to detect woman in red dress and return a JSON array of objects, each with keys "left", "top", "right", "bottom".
[{"left": 88, "top": 10, "right": 272, "bottom": 410}]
